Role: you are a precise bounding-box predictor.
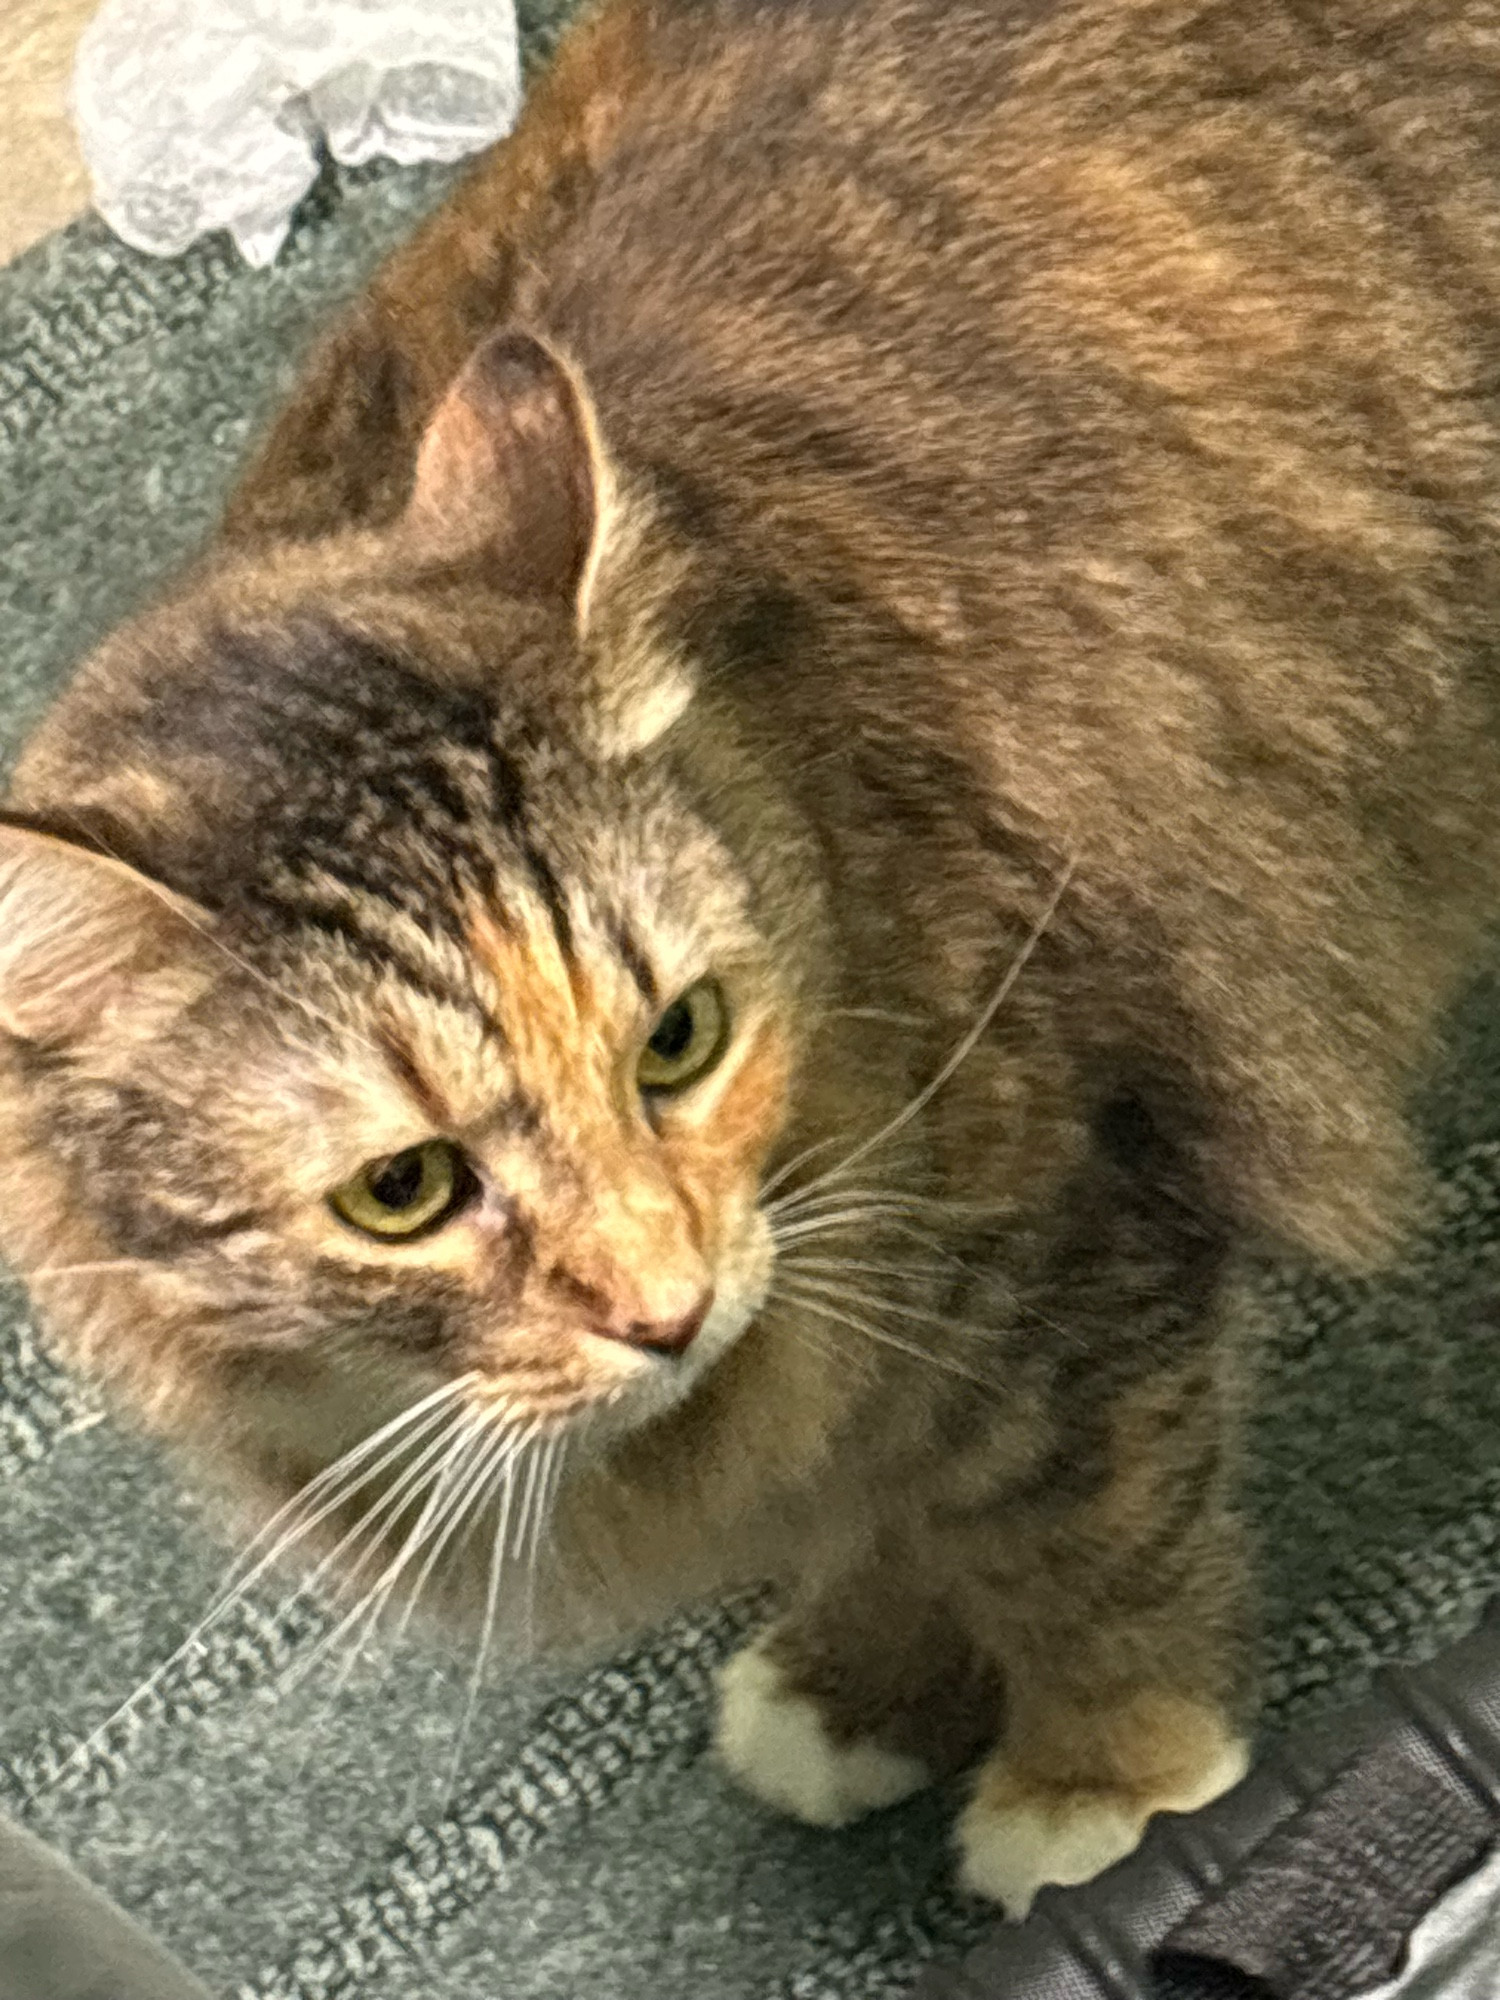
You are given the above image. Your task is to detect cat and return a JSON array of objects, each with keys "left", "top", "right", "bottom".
[{"left": 5, "top": 0, "right": 1500, "bottom": 1916}]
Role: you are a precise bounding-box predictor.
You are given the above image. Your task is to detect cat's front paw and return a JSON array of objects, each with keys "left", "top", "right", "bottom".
[
  {"left": 956, "top": 1734, "right": 1250, "bottom": 1918},
  {"left": 715, "top": 1637, "right": 930, "bottom": 1827}
]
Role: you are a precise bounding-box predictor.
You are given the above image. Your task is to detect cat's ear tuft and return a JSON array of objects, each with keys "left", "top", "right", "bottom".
[
  {"left": 404, "top": 328, "right": 607, "bottom": 605},
  {"left": 0, "top": 823, "right": 211, "bottom": 1045}
]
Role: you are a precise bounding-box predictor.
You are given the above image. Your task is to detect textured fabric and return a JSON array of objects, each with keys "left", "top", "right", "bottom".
[
  {"left": 1364, "top": 1840, "right": 1500, "bottom": 2000},
  {"left": 1161, "top": 1754, "right": 1495, "bottom": 1999},
  {"left": 7, "top": 7, "right": 1500, "bottom": 1996}
]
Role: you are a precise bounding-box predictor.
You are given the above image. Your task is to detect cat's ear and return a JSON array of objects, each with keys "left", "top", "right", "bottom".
[
  {"left": 0, "top": 821, "right": 211, "bottom": 1044},
  {"left": 405, "top": 327, "right": 697, "bottom": 755},
  {"left": 404, "top": 329, "right": 606, "bottom": 606}
]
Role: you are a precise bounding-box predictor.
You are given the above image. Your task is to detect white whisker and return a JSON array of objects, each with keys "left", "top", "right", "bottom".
[
  {"left": 489, "top": 1447, "right": 524, "bottom": 1581},
  {"left": 443, "top": 1451, "right": 516, "bottom": 1808},
  {"left": 509, "top": 1425, "right": 548, "bottom": 1566},
  {"left": 386, "top": 1415, "right": 530, "bottom": 1656},
  {"left": 781, "top": 1268, "right": 1000, "bottom": 1350},
  {"left": 519, "top": 1430, "right": 565, "bottom": 1653},
  {"left": 289, "top": 1412, "right": 478, "bottom": 1644},
  {"left": 768, "top": 1180, "right": 1013, "bottom": 1225},
  {"left": 244, "top": 1405, "right": 462, "bottom": 1586},
  {"left": 25, "top": 1260, "right": 147, "bottom": 1282},
  {"left": 777, "top": 1281, "right": 1003, "bottom": 1398},
  {"left": 24, "top": 1375, "right": 476, "bottom": 1802},
  {"left": 287, "top": 1409, "right": 494, "bottom": 1694},
  {"left": 215, "top": 1375, "right": 478, "bottom": 1598},
  {"left": 355, "top": 1412, "right": 538, "bottom": 1678},
  {"left": 771, "top": 1204, "right": 936, "bottom": 1244},
  {"left": 767, "top": 858, "right": 1075, "bottom": 1214},
  {"left": 781, "top": 1254, "right": 945, "bottom": 1283},
  {"left": 273, "top": 1413, "right": 487, "bottom": 1783},
  {"left": 758, "top": 1134, "right": 850, "bottom": 1201}
]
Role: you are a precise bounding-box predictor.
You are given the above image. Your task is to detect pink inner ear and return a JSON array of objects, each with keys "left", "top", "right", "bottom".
[
  {"left": 0, "top": 824, "right": 205, "bottom": 1045},
  {"left": 405, "top": 329, "right": 602, "bottom": 603}
]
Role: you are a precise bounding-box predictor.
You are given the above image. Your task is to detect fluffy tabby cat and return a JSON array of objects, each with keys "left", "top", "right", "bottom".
[{"left": 4, "top": 0, "right": 1500, "bottom": 1914}]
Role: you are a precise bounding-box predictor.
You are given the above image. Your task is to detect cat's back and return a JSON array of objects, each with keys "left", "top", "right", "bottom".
[
  {"left": 527, "top": 0, "right": 1500, "bottom": 851},
  {"left": 509, "top": 0, "right": 1500, "bottom": 1269},
  {"left": 535, "top": 0, "right": 1500, "bottom": 587}
]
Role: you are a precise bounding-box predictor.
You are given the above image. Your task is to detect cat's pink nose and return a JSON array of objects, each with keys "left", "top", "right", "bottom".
[{"left": 606, "top": 1290, "right": 713, "bottom": 1357}]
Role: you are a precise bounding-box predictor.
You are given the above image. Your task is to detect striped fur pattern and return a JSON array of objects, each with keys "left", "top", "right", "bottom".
[{"left": 7, "top": 0, "right": 1500, "bottom": 1909}]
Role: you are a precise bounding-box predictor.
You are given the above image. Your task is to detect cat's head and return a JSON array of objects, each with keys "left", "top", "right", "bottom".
[{"left": 0, "top": 332, "right": 835, "bottom": 1555}]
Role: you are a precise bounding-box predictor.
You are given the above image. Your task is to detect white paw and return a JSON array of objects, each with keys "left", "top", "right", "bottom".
[
  {"left": 957, "top": 1736, "right": 1250, "bottom": 1918},
  {"left": 957, "top": 1788, "right": 1147, "bottom": 1916},
  {"left": 715, "top": 1640, "right": 930, "bottom": 1828}
]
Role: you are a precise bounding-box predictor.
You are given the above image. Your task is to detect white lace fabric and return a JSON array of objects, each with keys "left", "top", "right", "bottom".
[{"left": 73, "top": 0, "right": 521, "bottom": 266}]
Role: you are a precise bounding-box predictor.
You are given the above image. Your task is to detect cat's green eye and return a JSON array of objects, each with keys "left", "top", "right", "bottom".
[
  {"left": 638, "top": 979, "right": 730, "bottom": 1093},
  {"left": 328, "top": 1139, "right": 474, "bottom": 1241}
]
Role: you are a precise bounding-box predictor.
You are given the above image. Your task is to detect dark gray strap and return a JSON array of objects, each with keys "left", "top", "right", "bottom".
[
  {"left": 1158, "top": 1749, "right": 1495, "bottom": 2000},
  {"left": 916, "top": 1599, "right": 1500, "bottom": 2000}
]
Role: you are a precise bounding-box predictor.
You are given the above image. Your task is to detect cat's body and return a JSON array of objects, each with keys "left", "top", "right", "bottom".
[{"left": 4, "top": 0, "right": 1500, "bottom": 1910}]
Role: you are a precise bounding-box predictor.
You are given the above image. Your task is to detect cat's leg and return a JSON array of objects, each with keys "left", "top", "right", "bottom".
[
  {"left": 953, "top": 1489, "right": 1251, "bottom": 1915},
  {"left": 947, "top": 1116, "right": 1253, "bottom": 1914},
  {"left": 715, "top": 1561, "right": 997, "bottom": 1827}
]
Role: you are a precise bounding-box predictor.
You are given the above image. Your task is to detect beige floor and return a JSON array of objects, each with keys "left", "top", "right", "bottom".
[{"left": 0, "top": 0, "right": 95, "bottom": 265}]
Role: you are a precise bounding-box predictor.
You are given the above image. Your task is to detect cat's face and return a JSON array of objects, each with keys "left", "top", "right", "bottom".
[
  {"left": 0, "top": 719, "right": 792, "bottom": 1448},
  {"left": 0, "top": 330, "right": 822, "bottom": 1513}
]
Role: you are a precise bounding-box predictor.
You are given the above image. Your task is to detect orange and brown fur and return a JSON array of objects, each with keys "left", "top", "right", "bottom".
[{"left": 4, "top": 0, "right": 1500, "bottom": 1912}]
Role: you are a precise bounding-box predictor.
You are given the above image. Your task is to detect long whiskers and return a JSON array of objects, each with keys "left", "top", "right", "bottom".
[
  {"left": 296, "top": 1408, "right": 513, "bottom": 1693},
  {"left": 32, "top": 1359, "right": 575, "bottom": 1815},
  {"left": 292, "top": 1400, "right": 568, "bottom": 1767},
  {"left": 277, "top": 1407, "right": 564, "bottom": 1801},
  {"left": 768, "top": 1183, "right": 1006, "bottom": 1226},
  {"left": 767, "top": 857, "right": 1076, "bottom": 1223},
  {"left": 23, "top": 1373, "right": 478, "bottom": 1803},
  {"left": 446, "top": 1455, "right": 514, "bottom": 1808},
  {"left": 439, "top": 1422, "right": 567, "bottom": 1809},
  {"left": 25, "top": 1260, "right": 150, "bottom": 1283},
  {"left": 780, "top": 1265, "right": 1003, "bottom": 1351},
  {"left": 532, "top": 1435, "right": 568, "bottom": 1604},
  {"left": 783, "top": 1252, "right": 971, "bottom": 1290},
  {"left": 273, "top": 1411, "right": 498, "bottom": 1777},
  {"left": 776, "top": 1278, "right": 1003, "bottom": 1399},
  {"left": 381, "top": 1417, "right": 531, "bottom": 1659},
  {"left": 287, "top": 1409, "right": 479, "bottom": 1646},
  {"left": 759, "top": 1134, "right": 854, "bottom": 1203},
  {"left": 211, "top": 1376, "right": 478, "bottom": 1608}
]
